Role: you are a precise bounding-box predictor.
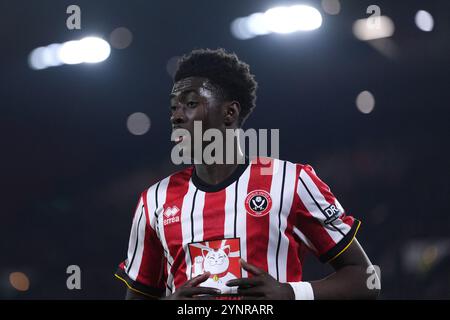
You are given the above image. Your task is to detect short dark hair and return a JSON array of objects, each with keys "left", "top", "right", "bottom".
[{"left": 174, "top": 48, "right": 257, "bottom": 125}]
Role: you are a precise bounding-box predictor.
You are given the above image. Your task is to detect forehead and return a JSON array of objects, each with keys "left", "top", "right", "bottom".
[{"left": 170, "top": 77, "right": 216, "bottom": 97}]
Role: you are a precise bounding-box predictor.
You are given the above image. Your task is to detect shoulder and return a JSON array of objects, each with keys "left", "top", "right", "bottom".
[
  {"left": 140, "top": 165, "right": 194, "bottom": 197},
  {"left": 250, "top": 156, "right": 315, "bottom": 175}
]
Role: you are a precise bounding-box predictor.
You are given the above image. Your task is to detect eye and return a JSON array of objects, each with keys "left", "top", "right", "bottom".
[
  {"left": 187, "top": 101, "right": 198, "bottom": 108},
  {"left": 170, "top": 105, "right": 177, "bottom": 112}
]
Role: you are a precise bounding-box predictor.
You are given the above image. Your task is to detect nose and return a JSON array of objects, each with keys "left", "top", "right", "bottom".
[{"left": 171, "top": 106, "right": 185, "bottom": 125}]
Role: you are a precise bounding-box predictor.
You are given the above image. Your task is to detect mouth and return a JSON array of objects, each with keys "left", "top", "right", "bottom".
[
  {"left": 174, "top": 135, "right": 184, "bottom": 144},
  {"left": 172, "top": 127, "right": 187, "bottom": 144}
]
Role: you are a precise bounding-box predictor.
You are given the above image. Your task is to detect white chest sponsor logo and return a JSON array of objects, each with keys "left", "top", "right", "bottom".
[{"left": 163, "top": 206, "right": 180, "bottom": 225}]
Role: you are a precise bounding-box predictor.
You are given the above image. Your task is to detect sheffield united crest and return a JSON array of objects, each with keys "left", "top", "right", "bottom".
[{"left": 245, "top": 190, "right": 272, "bottom": 217}]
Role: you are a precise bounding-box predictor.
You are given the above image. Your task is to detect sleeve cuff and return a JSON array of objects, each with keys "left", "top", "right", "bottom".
[
  {"left": 114, "top": 268, "right": 164, "bottom": 298},
  {"left": 319, "top": 219, "right": 361, "bottom": 263}
]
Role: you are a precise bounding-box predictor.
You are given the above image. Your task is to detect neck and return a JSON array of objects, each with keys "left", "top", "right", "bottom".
[{"left": 194, "top": 139, "right": 245, "bottom": 186}]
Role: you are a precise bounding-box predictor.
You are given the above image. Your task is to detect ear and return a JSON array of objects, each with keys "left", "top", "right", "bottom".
[
  {"left": 202, "top": 248, "right": 209, "bottom": 258},
  {"left": 223, "top": 101, "right": 240, "bottom": 127},
  {"left": 223, "top": 245, "right": 230, "bottom": 256}
]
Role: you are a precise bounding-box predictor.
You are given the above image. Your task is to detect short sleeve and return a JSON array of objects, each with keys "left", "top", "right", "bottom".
[
  {"left": 294, "top": 165, "right": 361, "bottom": 263},
  {"left": 115, "top": 192, "right": 165, "bottom": 298}
]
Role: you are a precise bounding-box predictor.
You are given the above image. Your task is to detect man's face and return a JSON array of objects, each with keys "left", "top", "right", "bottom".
[{"left": 169, "top": 76, "right": 225, "bottom": 142}]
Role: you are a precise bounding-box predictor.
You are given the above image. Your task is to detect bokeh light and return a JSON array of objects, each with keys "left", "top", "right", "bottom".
[
  {"left": 29, "top": 37, "right": 111, "bottom": 70},
  {"left": 231, "top": 5, "right": 322, "bottom": 40},
  {"left": 9, "top": 272, "right": 30, "bottom": 292},
  {"left": 353, "top": 16, "right": 395, "bottom": 41},
  {"left": 415, "top": 10, "right": 434, "bottom": 32},
  {"left": 127, "top": 112, "right": 151, "bottom": 135},
  {"left": 321, "top": 0, "right": 341, "bottom": 15},
  {"left": 76, "top": 37, "right": 111, "bottom": 63},
  {"left": 264, "top": 5, "right": 322, "bottom": 33},
  {"left": 110, "top": 27, "right": 133, "bottom": 49},
  {"left": 356, "top": 90, "right": 375, "bottom": 114}
]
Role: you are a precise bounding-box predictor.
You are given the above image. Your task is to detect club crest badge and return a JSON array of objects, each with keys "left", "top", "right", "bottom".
[{"left": 245, "top": 190, "right": 272, "bottom": 217}]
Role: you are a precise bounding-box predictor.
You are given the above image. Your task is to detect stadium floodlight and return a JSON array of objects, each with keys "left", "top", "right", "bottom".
[
  {"left": 231, "top": 5, "right": 322, "bottom": 40},
  {"left": 77, "top": 37, "right": 111, "bottom": 63},
  {"left": 264, "top": 5, "right": 323, "bottom": 33},
  {"left": 58, "top": 40, "right": 84, "bottom": 65},
  {"left": 246, "top": 13, "right": 270, "bottom": 36},
  {"left": 28, "top": 36, "right": 111, "bottom": 70},
  {"left": 59, "top": 37, "right": 111, "bottom": 64}
]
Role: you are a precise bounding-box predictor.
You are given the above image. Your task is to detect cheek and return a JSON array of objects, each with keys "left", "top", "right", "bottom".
[
  {"left": 204, "top": 108, "right": 224, "bottom": 129},
  {"left": 185, "top": 105, "right": 206, "bottom": 121}
]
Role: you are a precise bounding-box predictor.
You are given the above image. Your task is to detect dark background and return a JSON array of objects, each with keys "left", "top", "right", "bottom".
[{"left": 1, "top": 0, "right": 449, "bottom": 299}]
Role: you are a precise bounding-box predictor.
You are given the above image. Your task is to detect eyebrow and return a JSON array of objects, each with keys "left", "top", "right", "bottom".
[{"left": 169, "top": 89, "right": 198, "bottom": 99}]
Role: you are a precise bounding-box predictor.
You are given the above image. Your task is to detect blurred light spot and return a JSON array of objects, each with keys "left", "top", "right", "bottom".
[
  {"left": 76, "top": 37, "right": 111, "bottom": 63},
  {"left": 127, "top": 112, "right": 151, "bottom": 135},
  {"left": 29, "top": 37, "right": 111, "bottom": 70},
  {"left": 415, "top": 10, "right": 434, "bottom": 32},
  {"left": 110, "top": 27, "right": 133, "bottom": 49},
  {"left": 264, "top": 5, "right": 322, "bottom": 33},
  {"left": 59, "top": 37, "right": 111, "bottom": 64},
  {"left": 230, "top": 17, "right": 254, "bottom": 40},
  {"left": 356, "top": 91, "right": 375, "bottom": 114},
  {"left": 43, "top": 44, "right": 63, "bottom": 67},
  {"left": 321, "top": 0, "right": 341, "bottom": 15},
  {"left": 353, "top": 16, "right": 395, "bottom": 41},
  {"left": 231, "top": 5, "right": 322, "bottom": 40},
  {"left": 58, "top": 40, "right": 84, "bottom": 65},
  {"left": 29, "top": 47, "right": 50, "bottom": 70},
  {"left": 9, "top": 272, "right": 30, "bottom": 292},
  {"left": 29, "top": 44, "right": 63, "bottom": 70},
  {"left": 246, "top": 13, "right": 270, "bottom": 36},
  {"left": 166, "top": 56, "right": 180, "bottom": 79}
]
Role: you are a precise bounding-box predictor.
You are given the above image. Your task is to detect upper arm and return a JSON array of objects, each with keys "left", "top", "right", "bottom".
[
  {"left": 115, "top": 191, "right": 166, "bottom": 299},
  {"left": 328, "top": 238, "right": 372, "bottom": 271},
  {"left": 294, "top": 165, "right": 379, "bottom": 298},
  {"left": 294, "top": 164, "right": 361, "bottom": 263}
]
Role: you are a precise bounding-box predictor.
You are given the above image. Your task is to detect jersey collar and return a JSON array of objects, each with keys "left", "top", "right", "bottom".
[{"left": 191, "top": 157, "right": 250, "bottom": 193}]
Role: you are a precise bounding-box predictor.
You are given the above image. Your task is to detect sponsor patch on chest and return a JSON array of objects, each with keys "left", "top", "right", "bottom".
[{"left": 188, "top": 238, "right": 241, "bottom": 294}]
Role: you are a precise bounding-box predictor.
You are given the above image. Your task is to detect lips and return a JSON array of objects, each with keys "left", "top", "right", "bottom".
[{"left": 172, "top": 127, "right": 188, "bottom": 144}]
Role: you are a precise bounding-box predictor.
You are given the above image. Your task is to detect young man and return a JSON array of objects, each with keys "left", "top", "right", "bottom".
[{"left": 115, "top": 48, "right": 380, "bottom": 300}]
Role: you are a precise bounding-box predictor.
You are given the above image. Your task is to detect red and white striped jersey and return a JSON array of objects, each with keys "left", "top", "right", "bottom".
[{"left": 115, "top": 157, "right": 360, "bottom": 298}]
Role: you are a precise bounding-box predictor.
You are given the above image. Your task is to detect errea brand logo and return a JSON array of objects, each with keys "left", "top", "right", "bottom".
[
  {"left": 323, "top": 204, "right": 341, "bottom": 224},
  {"left": 163, "top": 206, "right": 180, "bottom": 225}
]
